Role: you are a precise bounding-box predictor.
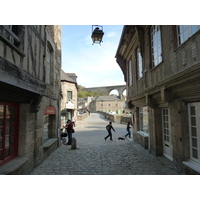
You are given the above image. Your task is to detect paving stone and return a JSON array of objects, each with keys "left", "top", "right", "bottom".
[{"left": 30, "top": 113, "right": 181, "bottom": 175}]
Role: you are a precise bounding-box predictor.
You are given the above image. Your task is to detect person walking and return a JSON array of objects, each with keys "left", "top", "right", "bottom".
[
  {"left": 65, "top": 119, "right": 73, "bottom": 145},
  {"left": 105, "top": 121, "right": 115, "bottom": 141},
  {"left": 125, "top": 122, "right": 132, "bottom": 138}
]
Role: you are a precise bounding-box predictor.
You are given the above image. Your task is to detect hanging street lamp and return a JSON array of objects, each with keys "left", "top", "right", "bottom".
[{"left": 91, "top": 25, "right": 104, "bottom": 45}]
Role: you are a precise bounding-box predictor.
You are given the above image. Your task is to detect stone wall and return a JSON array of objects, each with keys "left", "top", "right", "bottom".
[{"left": 97, "top": 111, "right": 132, "bottom": 125}]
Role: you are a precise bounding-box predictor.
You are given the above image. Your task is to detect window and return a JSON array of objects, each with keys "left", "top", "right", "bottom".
[
  {"left": 177, "top": 25, "right": 200, "bottom": 45},
  {"left": 128, "top": 60, "right": 132, "bottom": 86},
  {"left": 0, "top": 25, "right": 20, "bottom": 47},
  {"left": 0, "top": 102, "right": 19, "bottom": 166},
  {"left": 67, "top": 91, "right": 72, "bottom": 101},
  {"left": 150, "top": 25, "right": 163, "bottom": 68},
  {"left": 46, "top": 46, "right": 51, "bottom": 84},
  {"left": 139, "top": 107, "right": 149, "bottom": 133},
  {"left": 137, "top": 48, "right": 143, "bottom": 79},
  {"left": 188, "top": 103, "right": 200, "bottom": 163}
]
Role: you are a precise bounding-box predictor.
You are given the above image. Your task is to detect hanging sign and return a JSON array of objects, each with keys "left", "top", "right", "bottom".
[
  {"left": 66, "top": 101, "right": 75, "bottom": 109},
  {"left": 44, "top": 106, "right": 56, "bottom": 115}
]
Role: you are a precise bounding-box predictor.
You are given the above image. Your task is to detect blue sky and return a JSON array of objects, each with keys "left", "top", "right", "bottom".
[{"left": 61, "top": 25, "right": 125, "bottom": 88}]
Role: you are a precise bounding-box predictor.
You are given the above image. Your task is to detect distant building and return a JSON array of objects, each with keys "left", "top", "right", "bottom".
[
  {"left": 116, "top": 25, "right": 200, "bottom": 174},
  {"left": 0, "top": 25, "right": 61, "bottom": 174},
  {"left": 77, "top": 96, "right": 94, "bottom": 114},
  {"left": 89, "top": 95, "right": 124, "bottom": 114},
  {"left": 60, "top": 70, "right": 78, "bottom": 127}
]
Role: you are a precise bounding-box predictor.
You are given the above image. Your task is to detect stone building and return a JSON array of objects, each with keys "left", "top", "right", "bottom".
[
  {"left": 115, "top": 25, "right": 200, "bottom": 174},
  {"left": 77, "top": 96, "right": 94, "bottom": 114},
  {"left": 60, "top": 70, "right": 78, "bottom": 127},
  {"left": 0, "top": 25, "right": 61, "bottom": 174},
  {"left": 89, "top": 95, "right": 124, "bottom": 114}
]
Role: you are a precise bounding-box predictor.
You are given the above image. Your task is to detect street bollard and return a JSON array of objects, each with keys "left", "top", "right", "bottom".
[{"left": 71, "top": 138, "right": 76, "bottom": 149}]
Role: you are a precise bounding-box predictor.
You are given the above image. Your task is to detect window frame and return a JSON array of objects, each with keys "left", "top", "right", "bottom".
[
  {"left": 139, "top": 107, "right": 149, "bottom": 134},
  {"left": 128, "top": 59, "right": 133, "bottom": 86},
  {"left": 67, "top": 91, "right": 72, "bottom": 101},
  {"left": 136, "top": 48, "right": 143, "bottom": 80},
  {"left": 177, "top": 25, "right": 200, "bottom": 46},
  {"left": 0, "top": 102, "right": 19, "bottom": 166},
  {"left": 150, "top": 25, "right": 163, "bottom": 68},
  {"left": 188, "top": 102, "right": 200, "bottom": 164}
]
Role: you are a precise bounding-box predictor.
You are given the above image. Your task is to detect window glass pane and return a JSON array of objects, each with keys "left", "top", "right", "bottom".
[
  {"left": 191, "top": 127, "right": 197, "bottom": 137},
  {"left": 192, "top": 138, "right": 197, "bottom": 148},
  {"left": 190, "top": 106, "right": 195, "bottom": 115},
  {"left": 139, "top": 107, "right": 149, "bottom": 133},
  {"left": 166, "top": 136, "right": 169, "bottom": 142},
  {"left": 10, "top": 136, "right": 15, "bottom": 145},
  {"left": 67, "top": 91, "right": 72, "bottom": 100},
  {"left": 6, "top": 116, "right": 10, "bottom": 125},
  {"left": 6, "top": 126, "right": 10, "bottom": 136},
  {"left": 11, "top": 106, "right": 16, "bottom": 115},
  {"left": 11, "top": 116, "right": 16, "bottom": 125},
  {"left": 192, "top": 148, "right": 198, "bottom": 159},
  {"left": 5, "top": 137, "right": 9, "bottom": 147},
  {"left": 5, "top": 148, "right": 9, "bottom": 157},
  {"left": 178, "top": 25, "right": 200, "bottom": 45},
  {"left": 137, "top": 49, "right": 143, "bottom": 79},
  {"left": 151, "top": 25, "right": 162, "bottom": 68},
  {"left": 191, "top": 117, "right": 196, "bottom": 126}
]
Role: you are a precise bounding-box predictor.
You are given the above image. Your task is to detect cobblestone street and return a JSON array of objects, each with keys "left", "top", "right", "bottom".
[{"left": 30, "top": 113, "right": 180, "bottom": 175}]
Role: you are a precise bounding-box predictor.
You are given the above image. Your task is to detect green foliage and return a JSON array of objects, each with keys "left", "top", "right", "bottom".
[
  {"left": 78, "top": 85, "right": 100, "bottom": 98},
  {"left": 78, "top": 90, "right": 100, "bottom": 98}
]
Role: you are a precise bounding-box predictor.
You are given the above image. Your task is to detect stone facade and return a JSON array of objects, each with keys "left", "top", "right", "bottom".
[
  {"left": 0, "top": 25, "right": 61, "bottom": 174},
  {"left": 116, "top": 25, "right": 200, "bottom": 174},
  {"left": 89, "top": 95, "right": 124, "bottom": 115},
  {"left": 77, "top": 96, "right": 94, "bottom": 114},
  {"left": 60, "top": 69, "right": 78, "bottom": 127}
]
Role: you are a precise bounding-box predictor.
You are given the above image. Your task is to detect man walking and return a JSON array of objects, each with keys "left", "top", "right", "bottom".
[{"left": 105, "top": 121, "right": 115, "bottom": 141}]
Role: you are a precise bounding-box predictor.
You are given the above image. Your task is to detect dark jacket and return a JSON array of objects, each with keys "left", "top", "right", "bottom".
[
  {"left": 106, "top": 124, "right": 115, "bottom": 132},
  {"left": 67, "top": 122, "right": 73, "bottom": 133}
]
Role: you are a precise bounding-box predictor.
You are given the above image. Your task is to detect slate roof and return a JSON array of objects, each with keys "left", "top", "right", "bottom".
[
  {"left": 94, "top": 95, "right": 121, "bottom": 101},
  {"left": 60, "top": 69, "right": 76, "bottom": 83}
]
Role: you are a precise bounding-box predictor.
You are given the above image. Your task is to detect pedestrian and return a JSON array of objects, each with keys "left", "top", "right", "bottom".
[
  {"left": 125, "top": 122, "right": 132, "bottom": 138},
  {"left": 105, "top": 121, "right": 115, "bottom": 141},
  {"left": 65, "top": 119, "right": 73, "bottom": 145}
]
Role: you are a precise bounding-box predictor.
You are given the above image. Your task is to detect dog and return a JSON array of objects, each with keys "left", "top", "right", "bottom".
[{"left": 118, "top": 137, "right": 125, "bottom": 141}]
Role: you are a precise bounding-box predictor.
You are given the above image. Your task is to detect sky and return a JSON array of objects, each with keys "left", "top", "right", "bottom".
[{"left": 61, "top": 25, "right": 125, "bottom": 88}]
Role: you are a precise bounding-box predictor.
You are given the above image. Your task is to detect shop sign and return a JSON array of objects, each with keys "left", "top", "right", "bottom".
[
  {"left": 44, "top": 106, "right": 56, "bottom": 115},
  {"left": 66, "top": 101, "right": 75, "bottom": 109}
]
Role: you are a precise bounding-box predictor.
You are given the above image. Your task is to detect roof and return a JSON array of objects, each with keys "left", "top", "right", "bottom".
[
  {"left": 94, "top": 95, "right": 121, "bottom": 101},
  {"left": 60, "top": 69, "right": 76, "bottom": 83}
]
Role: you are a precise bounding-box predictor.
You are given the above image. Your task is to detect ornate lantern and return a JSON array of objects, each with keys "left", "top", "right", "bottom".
[{"left": 91, "top": 25, "right": 104, "bottom": 45}]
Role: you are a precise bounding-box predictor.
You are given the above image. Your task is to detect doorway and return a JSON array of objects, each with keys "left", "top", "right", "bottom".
[{"left": 162, "top": 108, "right": 173, "bottom": 161}]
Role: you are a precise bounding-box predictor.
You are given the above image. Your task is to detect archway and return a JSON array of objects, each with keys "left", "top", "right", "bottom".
[{"left": 109, "top": 89, "right": 119, "bottom": 97}]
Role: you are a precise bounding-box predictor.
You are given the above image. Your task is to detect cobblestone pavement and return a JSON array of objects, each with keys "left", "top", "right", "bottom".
[{"left": 30, "top": 113, "right": 180, "bottom": 175}]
